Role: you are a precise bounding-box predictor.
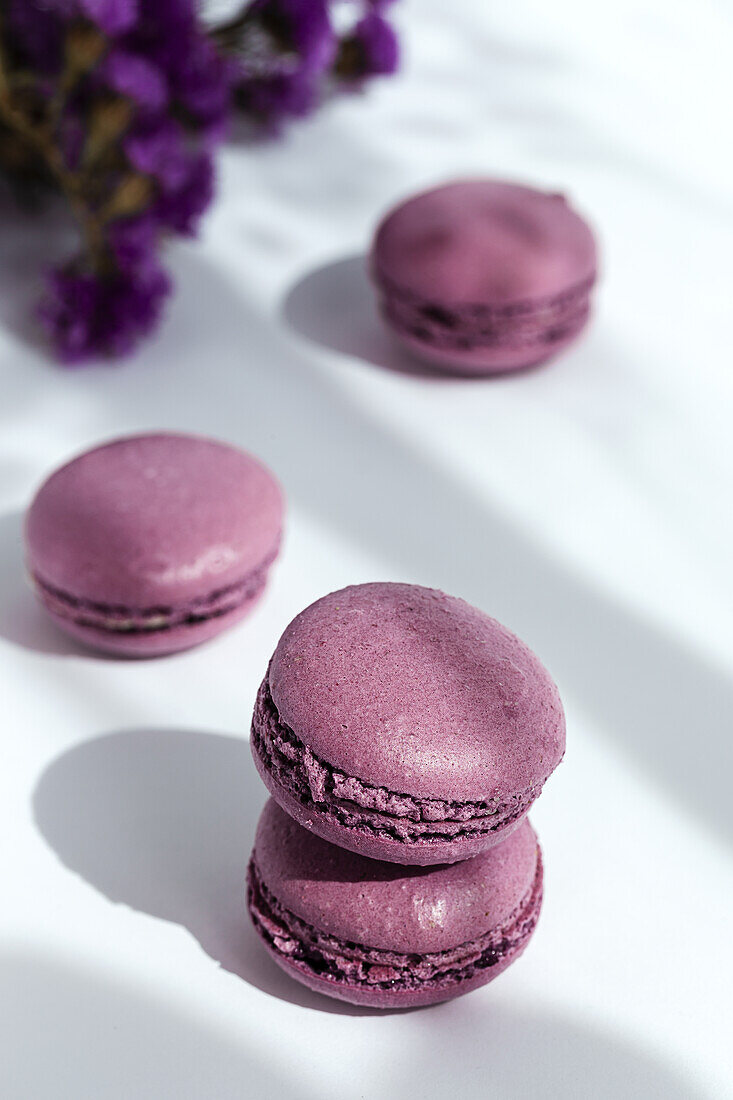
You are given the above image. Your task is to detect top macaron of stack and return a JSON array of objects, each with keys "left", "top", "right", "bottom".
[{"left": 251, "top": 582, "right": 565, "bottom": 866}]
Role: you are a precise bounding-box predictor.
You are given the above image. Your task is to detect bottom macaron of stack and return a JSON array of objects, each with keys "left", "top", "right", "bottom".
[{"left": 247, "top": 800, "right": 543, "bottom": 1008}]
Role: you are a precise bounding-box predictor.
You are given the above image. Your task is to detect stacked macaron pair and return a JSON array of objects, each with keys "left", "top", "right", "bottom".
[{"left": 246, "top": 581, "right": 565, "bottom": 1008}]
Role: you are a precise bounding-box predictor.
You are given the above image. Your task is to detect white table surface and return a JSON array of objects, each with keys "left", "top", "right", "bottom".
[{"left": 1, "top": 1, "right": 732, "bottom": 1096}]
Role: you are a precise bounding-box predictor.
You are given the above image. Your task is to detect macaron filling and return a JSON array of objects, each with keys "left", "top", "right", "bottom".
[
  {"left": 375, "top": 273, "right": 594, "bottom": 354},
  {"left": 247, "top": 852, "right": 542, "bottom": 993},
  {"left": 31, "top": 557, "right": 274, "bottom": 636},
  {"left": 252, "top": 676, "right": 540, "bottom": 845}
]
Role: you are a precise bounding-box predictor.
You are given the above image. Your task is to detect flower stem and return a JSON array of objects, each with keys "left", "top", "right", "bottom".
[{"left": 0, "top": 21, "right": 107, "bottom": 271}]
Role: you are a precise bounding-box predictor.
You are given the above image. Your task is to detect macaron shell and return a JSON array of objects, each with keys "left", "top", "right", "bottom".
[
  {"left": 268, "top": 583, "right": 565, "bottom": 804},
  {"left": 372, "top": 180, "right": 597, "bottom": 306},
  {"left": 249, "top": 800, "right": 542, "bottom": 1007},
  {"left": 253, "top": 801, "right": 539, "bottom": 955},
  {"left": 25, "top": 433, "right": 283, "bottom": 608},
  {"left": 251, "top": 732, "right": 525, "bottom": 864}
]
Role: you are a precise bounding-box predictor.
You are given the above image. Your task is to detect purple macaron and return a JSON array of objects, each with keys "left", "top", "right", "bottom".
[
  {"left": 251, "top": 583, "right": 564, "bottom": 865},
  {"left": 370, "top": 179, "right": 597, "bottom": 375},
  {"left": 248, "top": 799, "right": 543, "bottom": 1008},
  {"left": 25, "top": 432, "right": 283, "bottom": 656}
]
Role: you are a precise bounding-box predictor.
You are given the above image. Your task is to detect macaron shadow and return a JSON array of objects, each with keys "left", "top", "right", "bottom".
[
  {"left": 282, "top": 254, "right": 462, "bottom": 380},
  {"left": 31, "top": 728, "right": 414, "bottom": 1017}
]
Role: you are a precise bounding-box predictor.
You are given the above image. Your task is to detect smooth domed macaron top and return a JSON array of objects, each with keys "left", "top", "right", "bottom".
[
  {"left": 371, "top": 179, "right": 597, "bottom": 306},
  {"left": 268, "top": 582, "right": 565, "bottom": 803},
  {"left": 26, "top": 433, "right": 283, "bottom": 607},
  {"left": 254, "top": 799, "right": 540, "bottom": 955}
]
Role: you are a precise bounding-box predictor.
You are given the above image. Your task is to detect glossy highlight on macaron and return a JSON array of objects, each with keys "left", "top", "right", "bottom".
[
  {"left": 25, "top": 432, "right": 284, "bottom": 656},
  {"left": 251, "top": 582, "right": 565, "bottom": 864},
  {"left": 370, "top": 179, "right": 597, "bottom": 375},
  {"left": 248, "top": 800, "right": 543, "bottom": 1008}
]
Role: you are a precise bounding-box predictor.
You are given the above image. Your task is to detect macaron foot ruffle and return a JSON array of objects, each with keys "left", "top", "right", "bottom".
[
  {"left": 31, "top": 557, "right": 273, "bottom": 637},
  {"left": 252, "top": 674, "right": 539, "bottom": 847}
]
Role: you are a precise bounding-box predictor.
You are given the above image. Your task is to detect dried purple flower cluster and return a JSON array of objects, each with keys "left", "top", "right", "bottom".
[
  {"left": 0, "top": 0, "right": 400, "bottom": 362},
  {"left": 218, "top": 0, "right": 399, "bottom": 126},
  {"left": 0, "top": 0, "right": 232, "bottom": 360}
]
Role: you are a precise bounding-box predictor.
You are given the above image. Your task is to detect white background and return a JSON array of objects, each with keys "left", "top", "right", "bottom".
[{"left": 1, "top": 1, "right": 732, "bottom": 1096}]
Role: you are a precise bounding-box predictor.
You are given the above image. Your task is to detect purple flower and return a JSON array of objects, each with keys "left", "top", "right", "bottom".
[
  {"left": 226, "top": 0, "right": 336, "bottom": 125},
  {"left": 337, "top": 11, "right": 399, "bottom": 80},
  {"left": 154, "top": 153, "right": 214, "bottom": 235},
  {"left": 11, "top": 0, "right": 138, "bottom": 39},
  {"left": 2, "top": 0, "right": 401, "bottom": 362},
  {"left": 124, "top": 118, "right": 191, "bottom": 189},
  {"left": 39, "top": 258, "right": 171, "bottom": 362},
  {"left": 238, "top": 63, "right": 321, "bottom": 121},
  {"left": 223, "top": 0, "right": 400, "bottom": 127},
  {"left": 101, "top": 50, "right": 168, "bottom": 109},
  {"left": 123, "top": 118, "right": 215, "bottom": 234},
  {"left": 248, "top": 0, "right": 335, "bottom": 71},
  {"left": 5, "top": 0, "right": 64, "bottom": 71},
  {"left": 108, "top": 214, "right": 157, "bottom": 266},
  {"left": 1, "top": 0, "right": 233, "bottom": 361},
  {"left": 131, "top": 2, "right": 234, "bottom": 137},
  {"left": 166, "top": 34, "right": 235, "bottom": 139},
  {"left": 79, "top": 0, "right": 138, "bottom": 35}
]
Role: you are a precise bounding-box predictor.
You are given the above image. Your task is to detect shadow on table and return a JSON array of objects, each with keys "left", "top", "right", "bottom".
[
  {"left": 392, "top": 998, "right": 708, "bottom": 1100},
  {"left": 28, "top": 726, "right": 722, "bottom": 1088},
  {"left": 282, "top": 253, "right": 455, "bottom": 379},
  {"left": 0, "top": 950, "right": 318, "bottom": 1100},
  {"left": 32, "top": 728, "right": 392, "bottom": 1016},
  {"left": 0, "top": 951, "right": 707, "bottom": 1099}
]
